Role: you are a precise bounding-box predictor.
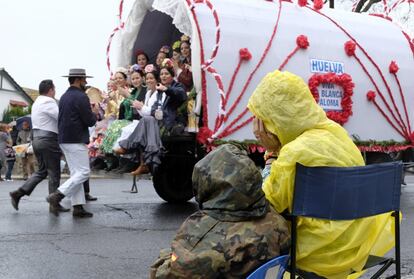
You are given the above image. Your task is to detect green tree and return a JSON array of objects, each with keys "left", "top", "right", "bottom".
[{"left": 2, "top": 106, "right": 31, "bottom": 123}]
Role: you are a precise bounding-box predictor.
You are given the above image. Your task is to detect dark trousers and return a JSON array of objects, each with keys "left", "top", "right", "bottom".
[
  {"left": 83, "top": 179, "right": 90, "bottom": 194},
  {"left": 5, "top": 160, "right": 15, "bottom": 180},
  {"left": 20, "top": 134, "right": 61, "bottom": 195}
]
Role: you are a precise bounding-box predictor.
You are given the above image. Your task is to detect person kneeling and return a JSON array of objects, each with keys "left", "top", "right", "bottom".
[{"left": 150, "top": 144, "right": 290, "bottom": 278}]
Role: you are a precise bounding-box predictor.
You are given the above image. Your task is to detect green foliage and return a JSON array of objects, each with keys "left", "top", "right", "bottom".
[
  {"left": 212, "top": 136, "right": 410, "bottom": 152},
  {"left": 2, "top": 106, "right": 31, "bottom": 123},
  {"left": 351, "top": 134, "right": 411, "bottom": 147}
]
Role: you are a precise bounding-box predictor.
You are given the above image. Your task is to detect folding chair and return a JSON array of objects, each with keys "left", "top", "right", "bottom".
[
  {"left": 247, "top": 255, "right": 290, "bottom": 279},
  {"left": 290, "top": 161, "right": 403, "bottom": 279}
]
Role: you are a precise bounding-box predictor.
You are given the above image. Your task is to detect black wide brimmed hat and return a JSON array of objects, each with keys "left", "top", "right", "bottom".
[{"left": 62, "top": 68, "right": 93, "bottom": 78}]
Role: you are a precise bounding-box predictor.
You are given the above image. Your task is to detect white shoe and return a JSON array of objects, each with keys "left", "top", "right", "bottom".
[{"left": 5, "top": 179, "right": 14, "bottom": 182}]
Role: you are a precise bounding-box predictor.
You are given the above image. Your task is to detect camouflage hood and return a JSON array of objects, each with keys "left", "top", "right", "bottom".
[{"left": 192, "top": 144, "right": 269, "bottom": 222}]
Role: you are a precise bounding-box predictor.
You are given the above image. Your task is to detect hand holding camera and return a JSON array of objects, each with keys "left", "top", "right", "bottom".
[{"left": 156, "top": 83, "right": 167, "bottom": 92}]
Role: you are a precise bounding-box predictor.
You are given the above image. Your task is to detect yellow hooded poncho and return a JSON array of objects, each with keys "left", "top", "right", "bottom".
[{"left": 247, "top": 71, "right": 395, "bottom": 279}]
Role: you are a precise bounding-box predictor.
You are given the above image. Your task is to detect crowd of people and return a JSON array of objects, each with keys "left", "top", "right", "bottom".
[
  {"left": 5, "top": 35, "right": 196, "bottom": 218},
  {"left": 85, "top": 35, "right": 197, "bottom": 175},
  {"left": 0, "top": 121, "right": 35, "bottom": 182},
  {"left": 1, "top": 31, "right": 398, "bottom": 277}
]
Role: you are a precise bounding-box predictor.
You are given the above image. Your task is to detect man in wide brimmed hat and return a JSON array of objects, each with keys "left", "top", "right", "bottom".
[{"left": 46, "top": 68, "right": 99, "bottom": 218}]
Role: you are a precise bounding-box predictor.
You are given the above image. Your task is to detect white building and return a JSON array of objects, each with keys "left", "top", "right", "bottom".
[{"left": 0, "top": 68, "right": 33, "bottom": 121}]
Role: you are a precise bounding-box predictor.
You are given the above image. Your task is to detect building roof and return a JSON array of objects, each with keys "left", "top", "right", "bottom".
[
  {"left": 0, "top": 68, "right": 34, "bottom": 105},
  {"left": 22, "top": 87, "right": 39, "bottom": 101},
  {"left": 9, "top": 100, "right": 29, "bottom": 107}
]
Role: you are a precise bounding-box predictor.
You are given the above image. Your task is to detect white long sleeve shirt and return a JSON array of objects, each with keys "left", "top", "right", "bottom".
[
  {"left": 31, "top": 95, "right": 59, "bottom": 134},
  {"left": 138, "top": 89, "right": 166, "bottom": 116}
]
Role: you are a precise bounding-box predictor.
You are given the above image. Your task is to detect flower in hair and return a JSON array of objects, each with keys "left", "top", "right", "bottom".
[
  {"left": 160, "top": 45, "right": 170, "bottom": 55},
  {"left": 130, "top": 64, "right": 141, "bottom": 73},
  {"left": 115, "top": 67, "right": 128, "bottom": 76},
  {"left": 172, "top": 40, "right": 181, "bottom": 51},
  {"left": 161, "top": 58, "right": 174, "bottom": 69},
  {"left": 181, "top": 35, "right": 190, "bottom": 42},
  {"left": 144, "top": 64, "right": 156, "bottom": 74}
]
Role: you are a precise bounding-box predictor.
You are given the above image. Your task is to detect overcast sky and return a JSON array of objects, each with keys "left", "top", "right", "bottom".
[{"left": 0, "top": 0, "right": 132, "bottom": 98}]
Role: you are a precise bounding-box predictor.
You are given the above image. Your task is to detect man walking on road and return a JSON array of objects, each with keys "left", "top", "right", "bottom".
[
  {"left": 46, "top": 68, "right": 98, "bottom": 218},
  {"left": 10, "top": 80, "right": 69, "bottom": 213}
]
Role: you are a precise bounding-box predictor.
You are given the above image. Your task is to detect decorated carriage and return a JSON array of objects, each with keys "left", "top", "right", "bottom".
[{"left": 109, "top": 0, "right": 414, "bottom": 202}]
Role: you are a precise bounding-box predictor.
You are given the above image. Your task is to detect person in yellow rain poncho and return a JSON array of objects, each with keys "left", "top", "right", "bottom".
[{"left": 247, "top": 70, "right": 396, "bottom": 279}]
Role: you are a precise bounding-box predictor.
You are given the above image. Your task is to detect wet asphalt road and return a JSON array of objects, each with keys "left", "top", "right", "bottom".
[
  {"left": 0, "top": 176, "right": 413, "bottom": 279},
  {"left": 0, "top": 177, "right": 197, "bottom": 279}
]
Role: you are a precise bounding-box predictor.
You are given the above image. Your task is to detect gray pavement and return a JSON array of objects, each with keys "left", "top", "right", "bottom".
[
  {"left": 0, "top": 175, "right": 413, "bottom": 279},
  {"left": 0, "top": 176, "right": 197, "bottom": 279}
]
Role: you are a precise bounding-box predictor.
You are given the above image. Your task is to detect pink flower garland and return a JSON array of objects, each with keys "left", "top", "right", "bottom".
[
  {"left": 279, "top": 35, "right": 310, "bottom": 70},
  {"left": 366, "top": 90, "right": 376, "bottom": 101},
  {"left": 296, "top": 35, "right": 310, "bottom": 49},
  {"left": 344, "top": 40, "right": 356, "bottom": 56},
  {"left": 313, "top": 0, "right": 324, "bottom": 10},
  {"left": 239, "top": 48, "right": 252, "bottom": 61},
  {"left": 308, "top": 73, "right": 354, "bottom": 125},
  {"left": 298, "top": 0, "right": 307, "bottom": 6},
  {"left": 389, "top": 60, "right": 412, "bottom": 135},
  {"left": 389, "top": 61, "right": 399, "bottom": 74}
]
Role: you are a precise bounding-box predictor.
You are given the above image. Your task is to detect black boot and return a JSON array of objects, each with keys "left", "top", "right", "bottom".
[
  {"left": 117, "top": 160, "right": 139, "bottom": 173},
  {"left": 72, "top": 205, "right": 93, "bottom": 218},
  {"left": 50, "top": 204, "right": 71, "bottom": 213},
  {"left": 85, "top": 193, "right": 98, "bottom": 201},
  {"left": 10, "top": 189, "right": 26, "bottom": 211},
  {"left": 46, "top": 191, "right": 65, "bottom": 216}
]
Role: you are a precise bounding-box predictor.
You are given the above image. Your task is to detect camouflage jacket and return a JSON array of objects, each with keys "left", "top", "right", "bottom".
[
  {"left": 150, "top": 208, "right": 290, "bottom": 279},
  {"left": 150, "top": 144, "right": 290, "bottom": 278}
]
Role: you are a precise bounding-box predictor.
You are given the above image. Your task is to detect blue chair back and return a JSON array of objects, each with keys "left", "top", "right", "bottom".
[
  {"left": 292, "top": 161, "right": 402, "bottom": 220},
  {"left": 246, "top": 255, "right": 290, "bottom": 279},
  {"left": 289, "top": 161, "right": 403, "bottom": 279}
]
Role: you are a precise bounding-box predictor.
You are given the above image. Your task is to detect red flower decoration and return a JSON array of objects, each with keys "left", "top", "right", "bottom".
[
  {"left": 389, "top": 61, "right": 399, "bottom": 74},
  {"left": 344, "top": 40, "right": 356, "bottom": 56},
  {"left": 313, "top": 0, "right": 323, "bottom": 10},
  {"left": 197, "top": 127, "right": 213, "bottom": 145},
  {"left": 298, "top": 0, "right": 307, "bottom": 6},
  {"left": 296, "top": 35, "right": 310, "bottom": 49},
  {"left": 239, "top": 48, "right": 252, "bottom": 61},
  {"left": 366, "top": 90, "right": 376, "bottom": 101},
  {"left": 308, "top": 73, "right": 354, "bottom": 125}
]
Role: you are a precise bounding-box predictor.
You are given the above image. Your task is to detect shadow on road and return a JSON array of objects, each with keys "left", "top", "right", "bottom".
[{"left": 152, "top": 202, "right": 198, "bottom": 220}]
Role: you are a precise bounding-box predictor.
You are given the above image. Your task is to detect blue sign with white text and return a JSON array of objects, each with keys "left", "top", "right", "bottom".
[{"left": 310, "top": 59, "right": 344, "bottom": 74}]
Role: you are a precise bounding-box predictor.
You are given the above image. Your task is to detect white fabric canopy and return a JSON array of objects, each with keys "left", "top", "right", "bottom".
[{"left": 116, "top": 0, "right": 414, "bottom": 142}]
